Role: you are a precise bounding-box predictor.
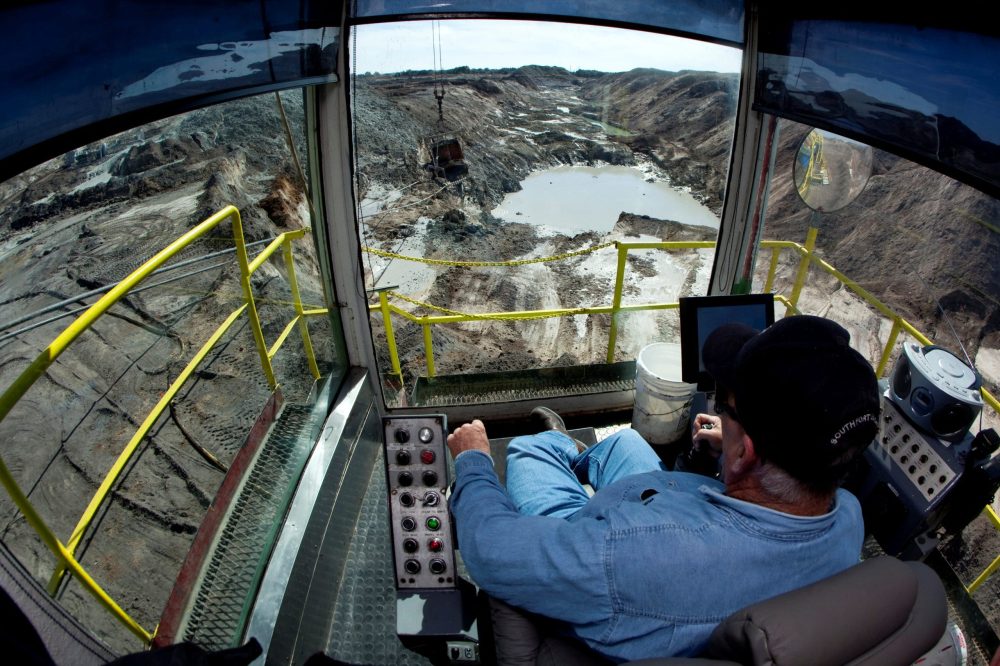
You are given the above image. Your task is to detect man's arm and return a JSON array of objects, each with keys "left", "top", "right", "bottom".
[{"left": 446, "top": 421, "right": 612, "bottom": 626}]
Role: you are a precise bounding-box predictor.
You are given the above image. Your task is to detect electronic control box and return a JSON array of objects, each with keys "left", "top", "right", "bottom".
[
  {"left": 383, "top": 415, "right": 456, "bottom": 589},
  {"left": 853, "top": 392, "right": 973, "bottom": 557}
]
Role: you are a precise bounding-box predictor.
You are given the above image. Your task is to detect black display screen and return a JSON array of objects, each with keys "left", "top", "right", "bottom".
[{"left": 679, "top": 294, "right": 775, "bottom": 390}]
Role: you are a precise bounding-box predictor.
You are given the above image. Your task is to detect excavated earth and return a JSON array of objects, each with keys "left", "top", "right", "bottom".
[{"left": 0, "top": 66, "right": 998, "bottom": 654}]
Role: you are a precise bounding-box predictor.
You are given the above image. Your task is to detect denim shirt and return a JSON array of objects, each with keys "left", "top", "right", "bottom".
[{"left": 450, "top": 450, "right": 863, "bottom": 662}]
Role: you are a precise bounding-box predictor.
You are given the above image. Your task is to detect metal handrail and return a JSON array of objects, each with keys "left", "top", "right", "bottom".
[
  {"left": 0, "top": 206, "right": 327, "bottom": 644},
  {"left": 368, "top": 235, "right": 1000, "bottom": 593},
  {"left": 370, "top": 237, "right": 998, "bottom": 411}
]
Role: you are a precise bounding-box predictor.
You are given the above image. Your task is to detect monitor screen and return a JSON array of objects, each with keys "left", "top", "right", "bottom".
[{"left": 679, "top": 294, "right": 775, "bottom": 390}]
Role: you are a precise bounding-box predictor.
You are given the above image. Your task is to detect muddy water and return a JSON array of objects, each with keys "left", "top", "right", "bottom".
[{"left": 491, "top": 165, "right": 719, "bottom": 234}]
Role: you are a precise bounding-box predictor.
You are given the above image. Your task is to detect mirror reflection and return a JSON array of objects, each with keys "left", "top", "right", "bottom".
[{"left": 794, "top": 128, "right": 873, "bottom": 212}]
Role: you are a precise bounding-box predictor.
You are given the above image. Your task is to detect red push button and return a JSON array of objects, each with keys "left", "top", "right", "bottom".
[{"left": 420, "top": 449, "right": 436, "bottom": 464}]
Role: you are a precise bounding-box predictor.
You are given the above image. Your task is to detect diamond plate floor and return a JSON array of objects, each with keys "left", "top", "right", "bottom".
[{"left": 325, "top": 450, "right": 435, "bottom": 665}]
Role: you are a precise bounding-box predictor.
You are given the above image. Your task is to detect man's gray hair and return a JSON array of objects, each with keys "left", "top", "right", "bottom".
[{"left": 756, "top": 462, "right": 832, "bottom": 505}]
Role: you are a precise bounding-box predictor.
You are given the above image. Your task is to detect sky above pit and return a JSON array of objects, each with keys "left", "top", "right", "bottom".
[{"left": 354, "top": 19, "right": 742, "bottom": 75}]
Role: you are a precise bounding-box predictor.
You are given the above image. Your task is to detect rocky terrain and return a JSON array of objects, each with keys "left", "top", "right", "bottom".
[
  {"left": 355, "top": 66, "right": 739, "bottom": 385},
  {"left": 0, "top": 64, "right": 998, "bottom": 654}
]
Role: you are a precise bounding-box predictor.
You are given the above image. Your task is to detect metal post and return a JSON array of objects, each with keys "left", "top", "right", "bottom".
[
  {"left": 232, "top": 217, "right": 278, "bottom": 389},
  {"left": 876, "top": 320, "right": 903, "bottom": 377},
  {"left": 765, "top": 246, "right": 781, "bottom": 293},
  {"left": 606, "top": 244, "right": 627, "bottom": 363},
  {"left": 379, "top": 291, "right": 403, "bottom": 380},
  {"left": 422, "top": 321, "right": 436, "bottom": 378},
  {"left": 283, "top": 239, "right": 321, "bottom": 379},
  {"left": 789, "top": 225, "right": 818, "bottom": 312}
]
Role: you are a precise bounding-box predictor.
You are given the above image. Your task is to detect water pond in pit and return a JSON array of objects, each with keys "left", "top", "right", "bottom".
[{"left": 490, "top": 165, "right": 719, "bottom": 234}]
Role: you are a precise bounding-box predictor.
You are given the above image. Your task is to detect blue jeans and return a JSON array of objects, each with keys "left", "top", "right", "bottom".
[{"left": 505, "top": 428, "right": 667, "bottom": 518}]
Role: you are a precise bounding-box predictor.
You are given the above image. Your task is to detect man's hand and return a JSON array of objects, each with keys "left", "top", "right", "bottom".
[
  {"left": 691, "top": 413, "right": 723, "bottom": 455},
  {"left": 447, "top": 419, "right": 492, "bottom": 459}
]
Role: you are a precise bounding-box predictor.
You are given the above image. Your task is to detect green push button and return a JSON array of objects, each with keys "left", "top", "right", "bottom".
[{"left": 426, "top": 516, "right": 441, "bottom": 530}]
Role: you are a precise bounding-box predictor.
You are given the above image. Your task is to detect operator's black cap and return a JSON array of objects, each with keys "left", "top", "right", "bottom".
[{"left": 702, "top": 315, "right": 880, "bottom": 490}]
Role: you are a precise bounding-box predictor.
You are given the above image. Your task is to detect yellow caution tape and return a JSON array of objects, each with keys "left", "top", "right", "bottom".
[
  {"left": 385, "top": 291, "right": 590, "bottom": 321},
  {"left": 364, "top": 241, "right": 617, "bottom": 267}
]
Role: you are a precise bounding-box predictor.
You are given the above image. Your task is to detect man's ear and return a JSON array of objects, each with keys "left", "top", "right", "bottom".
[
  {"left": 727, "top": 432, "right": 758, "bottom": 476},
  {"left": 741, "top": 434, "right": 759, "bottom": 464}
]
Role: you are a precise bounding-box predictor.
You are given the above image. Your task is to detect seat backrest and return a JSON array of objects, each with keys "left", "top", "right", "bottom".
[
  {"left": 491, "top": 556, "right": 948, "bottom": 666},
  {"left": 699, "top": 556, "right": 947, "bottom": 666}
]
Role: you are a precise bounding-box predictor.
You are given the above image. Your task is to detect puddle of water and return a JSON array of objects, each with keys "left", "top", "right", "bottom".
[
  {"left": 360, "top": 182, "right": 403, "bottom": 218},
  {"left": 595, "top": 121, "right": 635, "bottom": 138},
  {"left": 490, "top": 165, "right": 718, "bottom": 234},
  {"left": 371, "top": 217, "right": 438, "bottom": 300}
]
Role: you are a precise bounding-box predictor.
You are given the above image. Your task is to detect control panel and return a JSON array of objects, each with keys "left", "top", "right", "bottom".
[
  {"left": 852, "top": 392, "right": 974, "bottom": 558},
  {"left": 871, "top": 400, "right": 959, "bottom": 503},
  {"left": 384, "top": 415, "right": 456, "bottom": 589}
]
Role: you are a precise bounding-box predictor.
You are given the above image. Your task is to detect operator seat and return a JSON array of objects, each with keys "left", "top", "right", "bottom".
[{"left": 490, "top": 556, "right": 948, "bottom": 666}]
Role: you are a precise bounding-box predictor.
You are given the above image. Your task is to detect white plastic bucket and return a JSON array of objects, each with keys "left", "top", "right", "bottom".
[{"left": 632, "top": 343, "right": 697, "bottom": 445}]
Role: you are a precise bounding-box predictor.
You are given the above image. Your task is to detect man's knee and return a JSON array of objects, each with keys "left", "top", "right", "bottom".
[
  {"left": 506, "top": 434, "right": 538, "bottom": 458},
  {"left": 605, "top": 428, "right": 650, "bottom": 453},
  {"left": 507, "top": 431, "right": 571, "bottom": 459},
  {"left": 591, "top": 428, "right": 661, "bottom": 478}
]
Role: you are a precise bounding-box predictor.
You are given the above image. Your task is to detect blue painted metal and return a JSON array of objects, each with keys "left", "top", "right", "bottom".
[
  {"left": 0, "top": 0, "right": 342, "bottom": 182},
  {"left": 350, "top": 0, "right": 745, "bottom": 45}
]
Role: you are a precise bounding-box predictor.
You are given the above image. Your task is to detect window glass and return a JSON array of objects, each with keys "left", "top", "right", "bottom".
[
  {"left": 352, "top": 19, "right": 741, "bottom": 406},
  {"left": 0, "top": 90, "right": 344, "bottom": 651},
  {"left": 758, "top": 118, "right": 1000, "bottom": 434}
]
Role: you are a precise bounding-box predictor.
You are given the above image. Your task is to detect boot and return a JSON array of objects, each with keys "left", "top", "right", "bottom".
[{"left": 531, "top": 406, "right": 587, "bottom": 453}]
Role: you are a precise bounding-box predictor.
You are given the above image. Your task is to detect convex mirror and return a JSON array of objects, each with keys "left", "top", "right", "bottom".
[{"left": 794, "top": 128, "right": 873, "bottom": 212}]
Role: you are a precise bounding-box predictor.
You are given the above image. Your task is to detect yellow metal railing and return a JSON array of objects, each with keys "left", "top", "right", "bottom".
[
  {"left": 367, "top": 234, "right": 1000, "bottom": 593},
  {"left": 0, "top": 205, "right": 327, "bottom": 644}
]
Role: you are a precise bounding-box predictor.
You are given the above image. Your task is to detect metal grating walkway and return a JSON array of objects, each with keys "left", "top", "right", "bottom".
[
  {"left": 410, "top": 362, "right": 636, "bottom": 406},
  {"left": 181, "top": 404, "right": 317, "bottom": 650}
]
